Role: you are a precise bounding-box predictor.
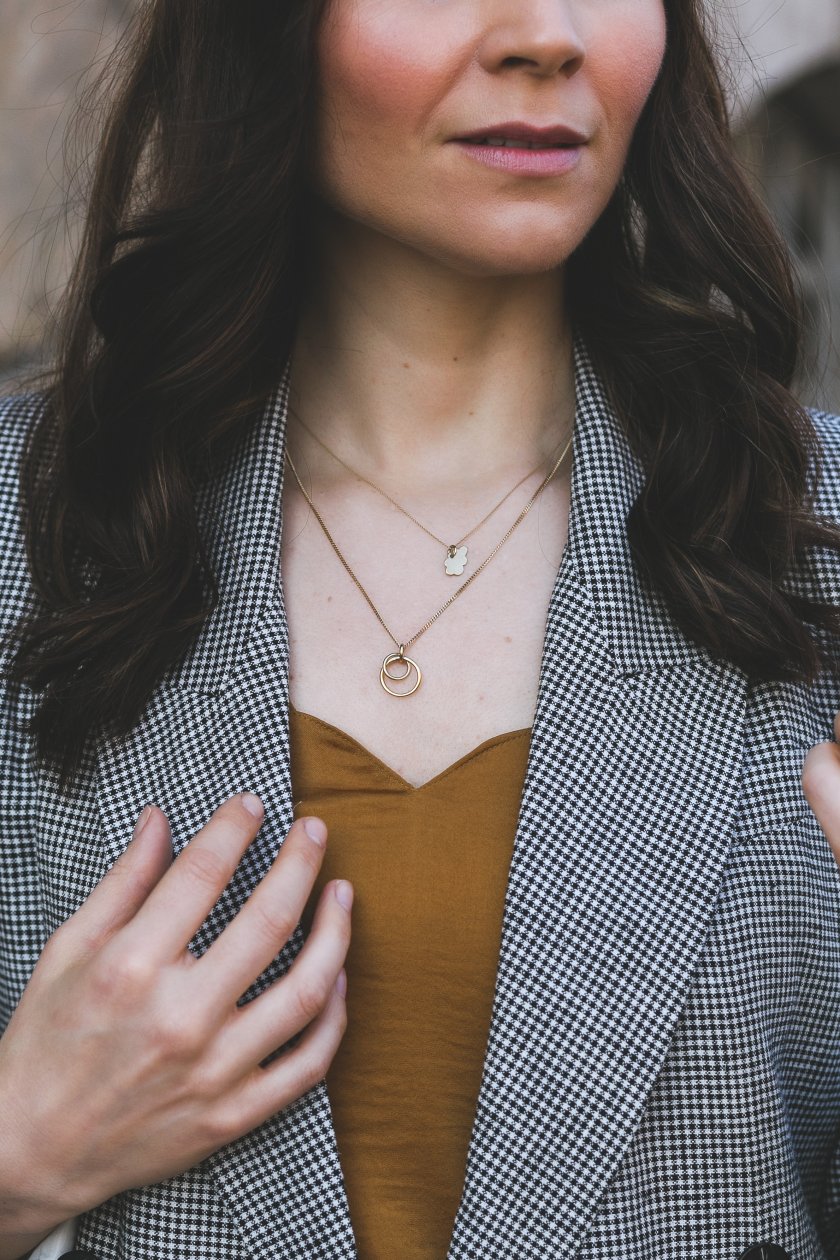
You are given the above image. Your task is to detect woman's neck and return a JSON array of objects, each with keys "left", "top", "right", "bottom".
[{"left": 288, "top": 214, "right": 575, "bottom": 495}]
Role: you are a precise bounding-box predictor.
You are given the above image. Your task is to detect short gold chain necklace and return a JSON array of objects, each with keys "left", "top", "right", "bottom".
[
  {"left": 288, "top": 404, "right": 547, "bottom": 576},
  {"left": 282, "top": 434, "right": 572, "bottom": 696}
]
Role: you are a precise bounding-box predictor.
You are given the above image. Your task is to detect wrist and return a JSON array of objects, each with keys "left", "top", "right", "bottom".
[
  {"left": 0, "top": 1093, "right": 79, "bottom": 1251},
  {"left": 0, "top": 1184, "right": 72, "bottom": 1257},
  {"left": 0, "top": 1226, "right": 63, "bottom": 1260},
  {"left": 0, "top": 1175, "right": 78, "bottom": 1259}
]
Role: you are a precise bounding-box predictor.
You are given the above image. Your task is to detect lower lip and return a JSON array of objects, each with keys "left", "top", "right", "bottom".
[{"left": 452, "top": 141, "right": 583, "bottom": 176}]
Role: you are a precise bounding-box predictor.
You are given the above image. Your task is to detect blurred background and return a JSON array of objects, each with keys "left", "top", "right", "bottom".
[{"left": 1, "top": 0, "right": 838, "bottom": 407}]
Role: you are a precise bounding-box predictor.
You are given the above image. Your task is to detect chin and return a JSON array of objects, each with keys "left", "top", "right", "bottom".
[
  {"left": 422, "top": 234, "right": 581, "bottom": 279},
  {"left": 405, "top": 206, "right": 595, "bottom": 277}
]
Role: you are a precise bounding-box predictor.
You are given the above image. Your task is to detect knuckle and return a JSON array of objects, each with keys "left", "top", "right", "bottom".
[
  {"left": 190, "top": 1058, "right": 229, "bottom": 1104},
  {"left": 38, "top": 930, "right": 63, "bottom": 967},
  {"left": 328, "top": 989, "right": 348, "bottom": 1040},
  {"left": 296, "top": 1008, "right": 343, "bottom": 1087},
  {"left": 183, "top": 845, "right": 232, "bottom": 892},
  {"left": 292, "top": 971, "right": 331, "bottom": 1026},
  {"left": 92, "top": 947, "right": 156, "bottom": 1000},
  {"left": 296, "top": 1046, "right": 329, "bottom": 1093},
  {"left": 251, "top": 898, "right": 296, "bottom": 949},
  {"left": 149, "top": 1008, "right": 203, "bottom": 1060},
  {"left": 196, "top": 1105, "right": 237, "bottom": 1153}
]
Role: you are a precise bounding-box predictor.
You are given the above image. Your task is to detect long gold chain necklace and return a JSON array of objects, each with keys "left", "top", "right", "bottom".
[
  {"left": 282, "top": 434, "right": 573, "bottom": 696},
  {"left": 287, "top": 404, "right": 551, "bottom": 577}
]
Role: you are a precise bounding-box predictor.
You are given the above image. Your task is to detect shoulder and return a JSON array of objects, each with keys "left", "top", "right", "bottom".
[
  {"left": 783, "top": 407, "right": 840, "bottom": 598},
  {"left": 807, "top": 407, "right": 840, "bottom": 521},
  {"left": 780, "top": 409, "right": 840, "bottom": 744},
  {"left": 0, "top": 389, "right": 49, "bottom": 635},
  {"left": 0, "top": 386, "right": 49, "bottom": 501},
  {"left": 0, "top": 385, "right": 48, "bottom": 461},
  {"left": 798, "top": 407, "right": 840, "bottom": 608}
]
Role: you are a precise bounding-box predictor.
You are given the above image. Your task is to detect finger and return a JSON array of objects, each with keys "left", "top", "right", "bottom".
[
  {"left": 216, "top": 877, "right": 352, "bottom": 1071},
  {"left": 227, "top": 973, "right": 348, "bottom": 1138},
  {"left": 802, "top": 741, "right": 840, "bottom": 864},
  {"left": 197, "top": 816, "right": 330, "bottom": 1006},
  {"left": 60, "top": 806, "right": 174, "bottom": 950},
  {"left": 120, "top": 792, "right": 267, "bottom": 962}
]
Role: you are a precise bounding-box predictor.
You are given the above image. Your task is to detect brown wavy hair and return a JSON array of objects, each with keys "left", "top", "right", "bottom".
[{"left": 7, "top": 0, "right": 840, "bottom": 789}]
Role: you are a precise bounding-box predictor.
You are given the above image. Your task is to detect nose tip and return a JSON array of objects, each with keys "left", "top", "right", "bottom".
[
  {"left": 477, "top": 4, "right": 586, "bottom": 79},
  {"left": 501, "top": 51, "right": 584, "bottom": 78}
]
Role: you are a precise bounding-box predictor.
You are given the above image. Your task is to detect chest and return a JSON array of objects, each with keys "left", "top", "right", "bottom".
[{"left": 280, "top": 474, "right": 571, "bottom": 787}]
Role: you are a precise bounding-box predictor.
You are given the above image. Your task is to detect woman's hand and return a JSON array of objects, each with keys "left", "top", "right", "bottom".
[
  {"left": 0, "top": 795, "right": 351, "bottom": 1253},
  {"left": 802, "top": 712, "right": 840, "bottom": 869}
]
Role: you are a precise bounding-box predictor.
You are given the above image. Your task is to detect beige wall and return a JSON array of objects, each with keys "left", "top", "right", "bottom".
[
  {"left": 0, "top": 1, "right": 129, "bottom": 371},
  {"left": 721, "top": 0, "right": 840, "bottom": 410},
  {"left": 717, "top": 0, "right": 840, "bottom": 115}
]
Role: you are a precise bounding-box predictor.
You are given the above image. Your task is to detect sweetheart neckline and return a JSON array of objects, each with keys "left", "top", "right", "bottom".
[{"left": 289, "top": 704, "right": 532, "bottom": 792}]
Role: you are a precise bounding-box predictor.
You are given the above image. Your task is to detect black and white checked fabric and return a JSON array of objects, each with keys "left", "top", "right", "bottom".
[{"left": 1, "top": 341, "right": 839, "bottom": 1259}]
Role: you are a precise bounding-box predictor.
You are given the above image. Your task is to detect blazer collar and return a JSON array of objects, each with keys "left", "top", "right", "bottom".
[{"left": 90, "top": 339, "right": 747, "bottom": 1259}]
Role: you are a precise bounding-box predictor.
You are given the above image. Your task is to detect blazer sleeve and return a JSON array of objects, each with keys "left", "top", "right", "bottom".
[
  {"left": 788, "top": 409, "right": 840, "bottom": 740},
  {"left": 800, "top": 413, "right": 840, "bottom": 1247},
  {"left": 0, "top": 390, "right": 51, "bottom": 1035},
  {"left": 0, "top": 392, "right": 73, "bottom": 1257}
]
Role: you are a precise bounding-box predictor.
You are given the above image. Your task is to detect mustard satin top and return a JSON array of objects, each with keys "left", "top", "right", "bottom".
[{"left": 293, "top": 704, "right": 532, "bottom": 1259}]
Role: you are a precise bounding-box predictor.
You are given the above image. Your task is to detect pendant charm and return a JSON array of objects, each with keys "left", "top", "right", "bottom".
[
  {"left": 445, "top": 544, "right": 468, "bottom": 576},
  {"left": 380, "top": 646, "right": 422, "bottom": 697}
]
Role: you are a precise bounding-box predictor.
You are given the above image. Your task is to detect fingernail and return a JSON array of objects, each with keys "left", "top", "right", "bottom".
[
  {"left": 335, "top": 880, "right": 353, "bottom": 911},
  {"left": 241, "top": 792, "right": 264, "bottom": 818},
  {"left": 336, "top": 968, "right": 347, "bottom": 998},
  {"left": 133, "top": 805, "right": 153, "bottom": 838},
  {"left": 303, "top": 816, "right": 327, "bottom": 847}
]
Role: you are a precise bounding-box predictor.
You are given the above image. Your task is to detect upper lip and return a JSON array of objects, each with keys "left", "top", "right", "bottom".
[{"left": 453, "top": 122, "right": 588, "bottom": 145}]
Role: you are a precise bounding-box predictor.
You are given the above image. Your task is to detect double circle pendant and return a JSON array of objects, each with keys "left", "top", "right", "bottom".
[{"left": 380, "top": 646, "right": 422, "bottom": 697}]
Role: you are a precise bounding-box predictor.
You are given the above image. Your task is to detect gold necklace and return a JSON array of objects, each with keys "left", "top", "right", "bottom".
[
  {"left": 282, "top": 434, "right": 573, "bottom": 696},
  {"left": 287, "top": 404, "right": 553, "bottom": 577}
]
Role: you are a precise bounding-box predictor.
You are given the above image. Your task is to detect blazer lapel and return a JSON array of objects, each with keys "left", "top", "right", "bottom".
[
  {"left": 93, "top": 360, "right": 357, "bottom": 1259},
  {"left": 447, "top": 344, "right": 747, "bottom": 1258},
  {"left": 92, "top": 340, "right": 747, "bottom": 1260}
]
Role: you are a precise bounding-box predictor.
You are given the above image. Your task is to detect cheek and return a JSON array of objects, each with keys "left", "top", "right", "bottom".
[
  {"left": 314, "top": 3, "right": 450, "bottom": 174},
  {"left": 593, "top": 7, "right": 667, "bottom": 139},
  {"left": 310, "top": 0, "right": 668, "bottom": 270}
]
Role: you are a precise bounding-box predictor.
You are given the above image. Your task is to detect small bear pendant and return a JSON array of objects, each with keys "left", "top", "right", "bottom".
[{"left": 445, "top": 544, "right": 468, "bottom": 576}]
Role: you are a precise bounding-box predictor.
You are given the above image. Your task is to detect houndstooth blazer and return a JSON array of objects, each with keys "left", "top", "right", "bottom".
[{"left": 1, "top": 342, "right": 840, "bottom": 1260}]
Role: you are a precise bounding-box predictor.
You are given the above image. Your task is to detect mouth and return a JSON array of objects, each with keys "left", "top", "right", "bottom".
[
  {"left": 449, "top": 125, "right": 586, "bottom": 177},
  {"left": 467, "top": 137, "right": 579, "bottom": 150},
  {"left": 452, "top": 122, "right": 589, "bottom": 149}
]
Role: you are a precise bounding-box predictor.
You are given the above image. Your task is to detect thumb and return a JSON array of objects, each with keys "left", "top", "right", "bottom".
[
  {"left": 802, "top": 742, "right": 840, "bottom": 869},
  {"left": 62, "top": 805, "right": 174, "bottom": 950}
]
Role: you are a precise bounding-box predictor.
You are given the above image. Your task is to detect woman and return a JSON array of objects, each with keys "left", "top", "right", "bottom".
[{"left": 1, "top": 0, "right": 839, "bottom": 1257}]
